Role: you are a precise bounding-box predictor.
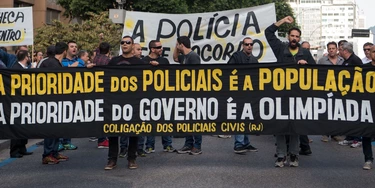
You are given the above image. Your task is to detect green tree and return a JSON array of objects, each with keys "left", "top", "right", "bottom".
[
  {"left": 34, "top": 12, "right": 122, "bottom": 54},
  {"left": 57, "top": 0, "right": 117, "bottom": 21}
]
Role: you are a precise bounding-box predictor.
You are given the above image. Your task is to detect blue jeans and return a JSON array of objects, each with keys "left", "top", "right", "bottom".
[
  {"left": 60, "top": 138, "right": 71, "bottom": 145},
  {"left": 138, "top": 136, "right": 145, "bottom": 150},
  {"left": 43, "top": 138, "right": 59, "bottom": 158},
  {"left": 120, "top": 136, "right": 128, "bottom": 149},
  {"left": 184, "top": 135, "right": 202, "bottom": 149},
  {"left": 234, "top": 135, "right": 250, "bottom": 148}
]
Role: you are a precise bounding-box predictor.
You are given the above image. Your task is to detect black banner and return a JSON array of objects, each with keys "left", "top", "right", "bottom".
[{"left": 0, "top": 64, "right": 374, "bottom": 138}]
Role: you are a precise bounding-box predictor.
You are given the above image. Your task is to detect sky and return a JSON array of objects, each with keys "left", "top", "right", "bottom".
[{"left": 355, "top": 0, "right": 375, "bottom": 28}]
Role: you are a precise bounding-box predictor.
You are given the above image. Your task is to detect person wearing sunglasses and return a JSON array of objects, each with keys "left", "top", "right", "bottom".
[
  {"left": 361, "top": 42, "right": 373, "bottom": 64},
  {"left": 228, "top": 37, "right": 258, "bottom": 65},
  {"left": 142, "top": 40, "right": 169, "bottom": 65},
  {"left": 265, "top": 16, "right": 316, "bottom": 168},
  {"left": 107, "top": 36, "right": 146, "bottom": 66}
]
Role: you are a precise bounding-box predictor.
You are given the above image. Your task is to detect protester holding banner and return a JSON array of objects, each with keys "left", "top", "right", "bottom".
[
  {"left": 9, "top": 50, "right": 33, "bottom": 158},
  {"left": 173, "top": 36, "right": 203, "bottom": 155},
  {"left": 265, "top": 16, "right": 316, "bottom": 167},
  {"left": 40, "top": 42, "right": 69, "bottom": 164},
  {"left": 227, "top": 37, "right": 259, "bottom": 154}
]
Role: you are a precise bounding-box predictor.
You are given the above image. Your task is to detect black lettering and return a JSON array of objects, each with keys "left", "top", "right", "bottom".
[
  {"left": 252, "top": 39, "right": 264, "bottom": 59},
  {"left": 192, "top": 45, "right": 200, "bottom": 55},
  {"left": 242, "top": 11, "right": 261, "bottom": 35},
  {"left": 156, "top": 19, "right": 176, "bottom": 41},
  {"left": 206, "top": 13, "right": 218, "bottom": 39},
  {"left": 161, "top": 47, "right": 170, "bottom": 58},
  {"left": 177, "top": 19, "right": 192, "bottom": 38},
  {"left": 201, "top": 44, "right": 212, "bottom": 62},
  {"left": 193, "top": 17, "right": 204, "bottom": 41},
  {"left": 213, "top": 44, "right": 223, "bottom": 61},
  {"left": 132, "top": 20, "right": 145, "bottom": 42},
  {"left": 223, "top": 43, "right": 235, "bottom": 61},
  {"left": 231, "top": 14, "right": 239, "bottom": 36},
  {"left": 214, "top": 16, "right": 230, "bottom": 38},
  {"left": 0, "top": 11, "right": 25, "bottom": 24}
]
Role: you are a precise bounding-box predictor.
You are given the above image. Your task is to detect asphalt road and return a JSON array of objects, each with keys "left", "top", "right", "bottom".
[{"left": 0, "top": 135, "right": 374, "bottom": 188}]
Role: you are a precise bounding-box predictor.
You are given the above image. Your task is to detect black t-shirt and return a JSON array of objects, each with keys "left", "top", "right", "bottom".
[
  {"left": 343, "top": 53, "right": 363, "bottom": 66},
  {"left": 39, "top": 57, "right": 62, "bottom": 68},
  {"left": 108, "top": 56, "right": 147, "bottom": 65},
  {"left": 142, "top": 56, "right": 170, "bottom": 65}
]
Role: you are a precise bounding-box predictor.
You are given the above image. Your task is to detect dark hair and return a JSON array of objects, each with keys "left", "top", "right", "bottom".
[
  {"left": 16, "top": 50, "right": 28, "bottom": 61},
  {"left": 326, "top": 41, "right": 337, "bottom": 48},
  {"left": 122, "top": 35, "right": 134, "bottom": 44},
  {"left": 77, "top": 50, "right": 88, "bottom": 58},
  {"left": 55, "top": 42, "right": 68, "bottom": 55},
  {"left": 301, "top": 41, "right": 309, "bottom": 46},
  {"left": 338, "top": 40, "right": 348, "bottom": 47},
  {"left": 288, "top": 27, "right": 301, "bottom": 36},
  {"left": 67, "top": 41, "right": 76, "bottom": 45},
  {"left": 0, "top": 47, "right": 7, "bottom": 53},
  {"left": 363, "top": 42, "right": 373, "bottom": 48},
  {"left": 148, "top": 40, "right": 160, "bottom": 50},
  {"left": 15, "top": 45, "right": 27, "bottom": 54},
  {"left": 46, "top": 45, "right": 55, "bottom": 57},
  {"left": 177, "top": 36, "right": 191, "bottom": 48},
  {"left": 99, "top": 42, "right": 110, "bottom": 54},
  {"left": 242, "top": 37, "right": 252, "bottom": 43}
]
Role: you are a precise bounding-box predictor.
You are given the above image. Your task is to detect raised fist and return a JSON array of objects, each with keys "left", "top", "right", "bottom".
[{"left": 284, "top": 16, "right": 294, "bottom": 24}]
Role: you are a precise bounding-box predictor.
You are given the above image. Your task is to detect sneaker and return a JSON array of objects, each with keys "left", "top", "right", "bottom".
[
  {"left": 144, "top": 147, "right": 155, "bottom": 154},
  {"left": 119, "top": 148, "right": 128, "bottom": 158},
  {"left": 63, "top": 143, "right": 78, "bottom": 150},
  {"left": 245, "top": 144, "right": 258, "bottom": 152},
  {"left": 128, "top": 160, "right": 138, "bottom": 169},
  {"left": 321, "top": 135, "right": 329, "bottom": 142},
  {"left": 55, "top": 153, "right": 69, "bottom": 162},
  {"left": 338, "top": 140, "right": 353, "bottom": 146},
  {"left": 234, "top": 146, "right": 247, "bottom": 154},
  {"left": 299, "top": 149, "right": 312, "bottom": 155},
  {"left": 350, "top": 141, "right": 362, "bottom": 148},
  {"left": 177, "top": 146, "right": 192, "bottom": 154},
  {"left": 289, "top": 154, "right": 299, "bottom": 167},
  {"left": 363, "top": 161, "right": 372, "bottom": 170},
  {"left": 104, "top": 160, "right": 117, "bottom": 170},
  {"left": 58, "top": 143, "right": 64, "bottom": 151},
  {"left": 332, "top": 136, "right": 344, "bottom": 142},
  {"left": 218, "top": 135, "right": 231, "bottom": 138},
  {"left": 89, "top": 137, "right": 98, "bottom": 142},
  {"left": 275, "top": 157, "right": 287, "bottom": 167},
  {"left": 189, "top": 147, "right": 202, "bottom": 155},
  {"left": 98, "top": 139, "right": 109, "bottom": 149},
  {"left": 163, "top": 146, "right": 176, "bottom": 153},
  {"left": 137, "top": 149, "right": 146, "bottom": 157},
  {"left": 42, "top": 154, "right": 59, "bottom": 165}
]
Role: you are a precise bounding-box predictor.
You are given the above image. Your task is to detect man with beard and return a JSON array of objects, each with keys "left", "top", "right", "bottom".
[{"left": 265, "top": 16, "right": 316, "bottom": 168}]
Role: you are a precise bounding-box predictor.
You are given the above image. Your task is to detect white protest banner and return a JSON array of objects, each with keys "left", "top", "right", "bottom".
[
  {"left": 122, "top": 3, "right": 277, "bottom": 63},
  {"left": 0, "top": 7, "right": 33, "bottom": 46}
]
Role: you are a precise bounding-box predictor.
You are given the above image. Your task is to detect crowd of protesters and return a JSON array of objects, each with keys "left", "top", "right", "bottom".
[{"left": 0, "top": 15, "right": 374, "bottom": 171}]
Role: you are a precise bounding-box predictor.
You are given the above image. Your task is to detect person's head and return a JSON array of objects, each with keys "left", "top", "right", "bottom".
[
  {"left": 120, "top": 35, "right": 134, "bottom": 55},
  {"left": 301, "top": 41, "right": 310, "bottom": 50},
  {"left": 46, "top": 45, "right": 55, "bottom": 57},
  {"left": 133, "top": 43, "right": 142, "bottom": 58},
  {"left": 0, "top": 47, "right": 7, "bottom": 53},
  {"left": 55, "top": 42, "right": 68, "bottom": 57},
  {"left": 363, "top": 42, "right": 373, "bottom": 58},
  {"left": 370, "top": 45, "right": 375, "bottom": 63},
  {"left": 242, "top": 37, "right": 254, "bottom": 56},
  {"left": 16, "top": 50, "right": 29, "bottom": 63},
  {"left": 99, "top": 42, "right": 110, "bottom": 55},
  {"left": 176, "top": 36, "right": 191, "bottom": 51},
  {"left": 15, "top": 45, "right": 28, "bottom": 54},
  {"left": 35, "top": 51, "right": 43, "bottom": 62},
  {"left": 78, "top": 50, "right": 89, "bottom": 63},
  {"left": 149, "top": 40, "right": 163, "bottom": 56},
  {"left": 338, "top": 40, "right": 348, "bottom": 57},
  {"left": 67, "top": 41, "right": 78, "bottom": 57},
  {"left": 287, "top": 27, "right": 301, "bottom": 49},
  {"left": 326, "top": 41, "right": 338, "bottom": 58},
  {"left": 340, "top": 42, "right": 354, "bottom": 59}
]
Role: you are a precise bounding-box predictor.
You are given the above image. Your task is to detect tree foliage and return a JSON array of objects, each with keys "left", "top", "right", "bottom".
[
  {"left": 57, "top": 0, "right": 117, "bottom": 21},
  {"left": 34, "top": 12, "right": 122, "bottom": 54}
]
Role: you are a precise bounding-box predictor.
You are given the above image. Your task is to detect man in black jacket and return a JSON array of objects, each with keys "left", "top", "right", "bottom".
[{"left": 265, "top": 16, "right": 316, "bottom": 168}]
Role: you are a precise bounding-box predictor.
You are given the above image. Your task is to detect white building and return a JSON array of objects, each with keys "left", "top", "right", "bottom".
[{"left": 287, "top": 0, "right": 373, "bottom": 60}]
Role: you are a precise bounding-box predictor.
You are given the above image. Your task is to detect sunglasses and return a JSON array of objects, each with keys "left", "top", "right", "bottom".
[
  {"left": 243, "top": 43, "right": 254, "bottom": 46},
  {"left": 364, "top": 48, "right": 371, "bottom": 51},
  {"left": 152, "top": 46, "right": 163, "bottom": 49},
  {"left": 121, "top": 40, "right": 132, "bottom": 45}
]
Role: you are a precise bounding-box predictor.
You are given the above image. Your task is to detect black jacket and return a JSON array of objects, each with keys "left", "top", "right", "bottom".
[
  {"left": 265, "top": 24, "right": 316, "bottom": 64},
  {"left": 227, "top": 51, "right": 259, "bottom": 64}
]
